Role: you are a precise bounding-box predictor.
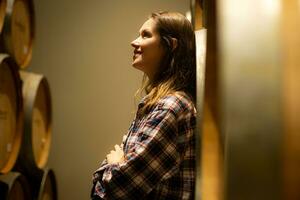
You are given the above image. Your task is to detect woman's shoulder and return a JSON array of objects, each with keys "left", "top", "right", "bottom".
[{"left": 156, "top": 91, "right": 196, "bottom": 114}]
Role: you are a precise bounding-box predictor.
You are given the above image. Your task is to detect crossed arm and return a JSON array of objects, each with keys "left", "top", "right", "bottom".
[{"left": 91, "top": 107, "right": 182, "bottom": 200}]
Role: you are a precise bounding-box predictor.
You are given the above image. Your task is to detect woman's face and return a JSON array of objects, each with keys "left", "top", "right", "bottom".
[{"left": 131, "top": 18, "right": 165, "bottom": 80}]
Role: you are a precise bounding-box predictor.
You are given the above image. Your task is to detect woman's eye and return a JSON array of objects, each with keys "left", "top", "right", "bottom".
[{"left": 141, "top": 31, "right": 151, "bottom": 38}]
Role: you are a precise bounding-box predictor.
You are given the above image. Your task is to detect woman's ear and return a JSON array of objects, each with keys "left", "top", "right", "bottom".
[{"left": 171, "top": 38, "right": 178, "bottom": 51}]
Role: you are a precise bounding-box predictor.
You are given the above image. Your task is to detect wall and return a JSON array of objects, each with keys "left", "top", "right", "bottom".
[{"left": 30, "top": 0, "right": 190, "bottom": 199}]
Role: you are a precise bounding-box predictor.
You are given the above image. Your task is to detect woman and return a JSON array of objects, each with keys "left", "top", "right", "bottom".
[{"left": 91, "top": 11, "right": 196, "bottom": 200}]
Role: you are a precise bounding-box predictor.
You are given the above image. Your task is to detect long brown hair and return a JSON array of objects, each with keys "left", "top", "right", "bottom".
[{"left": 135, "top": 11, "right": 196, "bottom": 115}]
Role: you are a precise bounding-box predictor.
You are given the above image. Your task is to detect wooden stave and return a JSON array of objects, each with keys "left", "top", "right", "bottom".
[
  {"left": 192, "top": 1, "right": 224, "bottom": 199},
  {"left": 0, "top": 0, "right": 35, "bottom": 69},
  {"left": 14, "top": 71, "right": 52, "bottom": 177},
  {"left": 0, "top": 171, "right": 32, "bottom": 200},
  {"left": 281, "top": 1, "right": 300, "bottom": 199},
  {"left": 0, "top": 0, "right": 6, "bottom": 32},
  {"left": 0, "top": 54, "right": 23, "bottom": 174}
]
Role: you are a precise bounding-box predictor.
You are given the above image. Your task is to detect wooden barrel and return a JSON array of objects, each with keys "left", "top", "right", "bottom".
[
  {"left": 193, "top": 0, "right": 300, "bottom": 200},
  {"left": 37, "top": 169, "right": 57, "bottom": 200},
  {"left": 0, "top": 172, "right": 31, "bottom": 200},
  {"left": 15, "top": 71, "right": 52, "bottom": 175},
  {"left": 0, "top": 54, "right": 23, "bottom": 174},
  {"left": 0, "top": 0, "right": 35, "bottom": 69},
  {"left": 0, "top": 0, "right": 6, "bottom": 32}
]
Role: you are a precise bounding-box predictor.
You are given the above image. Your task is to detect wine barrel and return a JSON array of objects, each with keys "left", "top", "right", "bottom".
[
  {"left": 0, "top": 54, "right": 23, "bottom": 174},
  {"left": 15, "top": 71, "right": 52, "bottom": 176},
  {"left": 0, "top": 0, "right": 6, "bottom": 32},
  {"left": 0, "top": 0, "right": 35, "bottom": 68},
  {"left": 37, "top": 169, "right": 57, "bottom": 200},
  {"left": 0, "top": 172, "right": 31, "bottom": 200}
]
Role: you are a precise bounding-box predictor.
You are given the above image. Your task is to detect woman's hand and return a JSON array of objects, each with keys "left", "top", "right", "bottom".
[{"left": 106, "top": 144, "right": 125, "bottom": 164}]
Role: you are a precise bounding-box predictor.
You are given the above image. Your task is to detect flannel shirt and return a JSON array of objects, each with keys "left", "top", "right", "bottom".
[{"left": 91, "top": 91, "right": 196, "bottom": 200}]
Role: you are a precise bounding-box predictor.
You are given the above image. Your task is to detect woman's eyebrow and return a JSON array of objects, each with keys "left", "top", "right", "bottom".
[{"left": 139, "top": 29, "right": 151, "bottom": 35}]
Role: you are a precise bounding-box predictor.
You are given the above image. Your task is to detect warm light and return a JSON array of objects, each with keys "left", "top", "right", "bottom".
[
  {"left": 262, "top": 0, "right": 281, "bottom": 16},
  {"left": 186, "top": 10, "right": 192, "bottom": 23}
]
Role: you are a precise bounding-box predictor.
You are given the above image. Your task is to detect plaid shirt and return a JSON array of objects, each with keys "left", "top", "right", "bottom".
[{"left": 91, "top": 92, "right": 196, "bottom": 200}]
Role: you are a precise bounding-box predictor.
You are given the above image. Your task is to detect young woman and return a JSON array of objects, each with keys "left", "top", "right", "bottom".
[{"left": 91, "top": 11, "right": 196, "bottom": 200}]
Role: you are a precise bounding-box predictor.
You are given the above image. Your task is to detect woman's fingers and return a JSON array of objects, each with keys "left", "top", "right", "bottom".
[
  {"left": 106, "top": 144, "right": 125, "bottom": 164},
  {"left": 115, "top": 144, "right": 122, "bottom": 152},
  {"left": 107, "top": 146, "right": 119, "bottom": 157},
  {"left": 106, "top": 154, "right": 111, "bottom": 161},
  {"left": 122, "top": 135, "right": 127, "bottom": 143}
]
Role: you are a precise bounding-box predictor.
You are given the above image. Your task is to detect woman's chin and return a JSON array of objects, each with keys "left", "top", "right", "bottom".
[
  {"left": 132, "top": 62, "right": 142, "bottom": 69},
  {"left": 132, "top": 64, "right": 147, "bottom": 73}
]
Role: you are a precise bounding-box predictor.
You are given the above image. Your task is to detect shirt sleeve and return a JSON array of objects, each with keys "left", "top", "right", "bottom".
[{"left": 92, "top": 104, "right": 184, "bottom": 200}]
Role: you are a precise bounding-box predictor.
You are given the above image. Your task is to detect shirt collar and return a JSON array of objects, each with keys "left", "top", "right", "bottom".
[{"left": 138, "top": 94, "right": 149, "bottom": 109}]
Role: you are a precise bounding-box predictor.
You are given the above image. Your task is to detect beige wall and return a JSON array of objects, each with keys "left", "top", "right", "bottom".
[{"left": 29, "top": 0, "right": 190, "bottom": 199}]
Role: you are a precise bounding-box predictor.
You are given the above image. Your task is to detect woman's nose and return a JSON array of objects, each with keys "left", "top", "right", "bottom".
[{"left": 131, "top": 37, "right": 139, "bottom": 48}]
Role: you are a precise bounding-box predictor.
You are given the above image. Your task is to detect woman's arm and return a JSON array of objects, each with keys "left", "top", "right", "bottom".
[{"left": 92, "top": 106, "right": 183, "bottom": 199}]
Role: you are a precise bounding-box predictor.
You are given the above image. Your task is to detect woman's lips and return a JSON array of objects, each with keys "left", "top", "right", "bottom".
[
  {"left": 133, "top": 51, "right": 142, "bottom": 60},
  {"left": 134, "top": 49, "right": 142, "bottom": 54}
]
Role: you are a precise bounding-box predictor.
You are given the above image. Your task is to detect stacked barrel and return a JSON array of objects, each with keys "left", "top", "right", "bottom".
[{"left": 0, "top": 0, "right": 57, "bottom": 199}]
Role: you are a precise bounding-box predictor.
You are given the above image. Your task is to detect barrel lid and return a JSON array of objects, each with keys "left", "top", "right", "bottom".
[
  {"left": 1, "top": 0, "right": 35, "bottom": 69},
  {"left": 0, "top": 54, "right": 23, "bottom": 174},
  {"left": 16, "top": 71, "right": 51, "bottom": 172}
]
